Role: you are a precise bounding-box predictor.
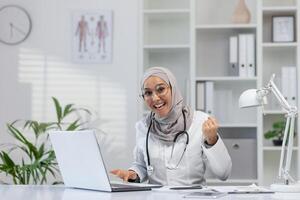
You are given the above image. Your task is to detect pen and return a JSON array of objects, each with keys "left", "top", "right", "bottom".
[{"left": 169, "top": 185, "right": 203, "bottom": 190}]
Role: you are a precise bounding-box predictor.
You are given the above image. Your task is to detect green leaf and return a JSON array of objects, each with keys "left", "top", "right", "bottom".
[
  {"left": 63, "top": 104, "right": 75, "bottom": 118},
  {"left": 52, "top": 97, "right": 62, "bottom": 123},
  {"left": 0, "top": 152, "right": 15, "bottom": 167},
  {"left": 66, "top": 119, "right": 80, "bottom": 131},
  {"left": 7, "top": 124, "right": 28, "bottom": 144}
]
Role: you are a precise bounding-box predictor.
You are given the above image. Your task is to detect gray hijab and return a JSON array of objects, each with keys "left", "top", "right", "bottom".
[{"left": 141, "top": 67, "right": 194, "bottom": 142}]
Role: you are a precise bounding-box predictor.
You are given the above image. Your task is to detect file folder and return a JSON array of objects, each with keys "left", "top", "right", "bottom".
[
  {"left": 246, "top": 34, "right": 255, "bottom": 77},
  {"left": 289, "top": 67, "right": 297, "bottom": 107},
  {"left": 229, "top": 36, "right": 239, "bottom": 76},
  {"left": 238, "top": 34, "right": 247, "bottom": 77},
  {"left": 196, "top": 82, "right": 205, "bottom": 111},
  {"left": 205, "top": 81, "right": 214, "bottom": 115}
]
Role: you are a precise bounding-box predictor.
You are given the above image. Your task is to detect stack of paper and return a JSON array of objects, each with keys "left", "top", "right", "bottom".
[{"left": 210, "top": 184, "right": 274, "bottom": 194}]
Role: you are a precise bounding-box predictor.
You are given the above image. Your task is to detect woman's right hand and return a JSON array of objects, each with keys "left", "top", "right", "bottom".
[{"left": 110, "top": 169, "right": 138, "bottom": 182}]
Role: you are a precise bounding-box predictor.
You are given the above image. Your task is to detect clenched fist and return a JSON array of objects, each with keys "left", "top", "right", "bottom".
[
  {"left": 202, "top": 117, "right": 218, "bottom": 145},
  {"left": 110, "top": 169, "right": 138, "bottom": 182}
]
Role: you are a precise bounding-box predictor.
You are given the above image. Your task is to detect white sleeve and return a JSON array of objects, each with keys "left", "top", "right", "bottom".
[
  {"left": 202, "top": 135, "right": 232, "bottom": 180},
  {"left": 128, "top": 122, "right": 148, "bottom": 182}
]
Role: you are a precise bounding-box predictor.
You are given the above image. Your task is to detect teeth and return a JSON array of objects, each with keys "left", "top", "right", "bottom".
[{"left": 154, "top": 103, "right": 164, "bottom": 109}]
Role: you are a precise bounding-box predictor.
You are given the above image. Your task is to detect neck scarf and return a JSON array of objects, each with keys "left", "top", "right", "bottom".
[{"left": 141, "top": 67, "right": 194, "bottom": 142}]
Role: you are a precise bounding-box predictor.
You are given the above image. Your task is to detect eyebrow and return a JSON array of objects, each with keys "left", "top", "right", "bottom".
[{"left": 143, "top": 83, "right": 166, "bottom": 90}]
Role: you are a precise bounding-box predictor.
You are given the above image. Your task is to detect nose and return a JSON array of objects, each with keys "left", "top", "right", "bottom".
[{"left": 152, "top": 92, "right": 160, "bottom": 101}]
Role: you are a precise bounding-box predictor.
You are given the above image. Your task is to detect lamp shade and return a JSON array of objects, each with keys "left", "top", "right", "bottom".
[{"left": 239, "top": 89, "right": 267, "bottom": 108}]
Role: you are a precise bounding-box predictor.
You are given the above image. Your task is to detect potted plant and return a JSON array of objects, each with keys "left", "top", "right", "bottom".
[
  {"left": 264, "top": 120, "right": 287, "bottom": 146},
  {"left": 0, "top": 97, "right": 94, "bottom": 184}
]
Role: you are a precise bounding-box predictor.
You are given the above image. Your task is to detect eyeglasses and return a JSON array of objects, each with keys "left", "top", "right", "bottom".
[{"left": 141, "top": 84, "right": 169, "bottom": 100}]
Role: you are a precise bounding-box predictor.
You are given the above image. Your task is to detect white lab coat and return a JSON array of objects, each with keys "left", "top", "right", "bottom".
[{"left": 129, "top": 111, "right": 232, "bottom": 186}]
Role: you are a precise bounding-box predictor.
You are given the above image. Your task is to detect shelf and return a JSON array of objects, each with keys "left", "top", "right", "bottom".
[
  {"left": 143, "top": 0, "right": 190, "bottom": 10},
  {"left": 263, "top": 110, "right": 285, "bottom": 115},
  {"left": 262, "top": 42, "right": 297, "bottom": 48},
  {"left": 207, "top": 178, "right": 258, "bottom": 184},
  {"left": 219, "top": 124, "right": 257, "bottom": 128},
  {"left": 262, "top": 6, "right": 297, "bottom": 14},
  {"left": 143, "top": 10, "right": 189, "bottom": 45},
  {"left": 143, "top": 44, "right": 190, "bottom": 50},
  {"left": 195, "top": 77, "right": 257, "bottom": 82},
  {"left": 143, "top": 9, "right": 190, "bottom": 14},
  {"left": 263, "top": 146, "right": 298, "bottom": 151},
  {"left": 196, "top": 24, "right": 257, "bottom": 30}
]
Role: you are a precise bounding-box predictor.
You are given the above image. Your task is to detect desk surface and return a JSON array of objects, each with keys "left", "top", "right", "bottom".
[{"left": 0, "top": 185, "right": 300, "bottom": 200}]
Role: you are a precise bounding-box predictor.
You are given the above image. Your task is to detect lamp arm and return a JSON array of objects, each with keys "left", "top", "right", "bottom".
[
  {"left": 278, "top": 117, "right": 290, "bottom": 179},
  {"left": 269, "top": 79, "right": 292, "bottom": 112},
  {"left": 284, "top": 115, "right": 296, "bottom": 181},
  {"left": 267, "top": 75, "right": 298, "bottom": 185}
]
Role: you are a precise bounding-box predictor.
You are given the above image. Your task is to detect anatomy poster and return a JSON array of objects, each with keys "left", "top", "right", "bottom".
[{"left": 72, "top": 10, "right": 112, "bottom": 64}]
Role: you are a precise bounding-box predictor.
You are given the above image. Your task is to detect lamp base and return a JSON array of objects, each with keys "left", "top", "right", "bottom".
[{"left": 271, "top": 181, "right": 300, "bottom": 192}]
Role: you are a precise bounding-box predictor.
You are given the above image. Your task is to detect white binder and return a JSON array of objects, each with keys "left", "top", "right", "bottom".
[
  {"left": 281, "top": 67, "right": 289, "bottom": 104},
  {"left": 289, "top": 67, "right": 297, "bottom": 107},
  {"left": 196, "top": 82, "right": 205, "bottom": 111},
  {"left": 238, "top": 34, "right": 247, "bottom": 77},
  {"left": 229, "top": 36, "right": 239, "bottom": 76},
  {"left": 246, "top": 34, "right": 255, "bottom": 77},
  {"left": 281, "top": 66, "right": 297, "bottom": 107},
  {"left": 205, "top": 81, "right": 214, "bottom": 115}
]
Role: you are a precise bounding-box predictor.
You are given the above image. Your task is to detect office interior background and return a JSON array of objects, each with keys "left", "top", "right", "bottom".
[{"left": 0, "top": 0, "right": 300, "bottom": 187}]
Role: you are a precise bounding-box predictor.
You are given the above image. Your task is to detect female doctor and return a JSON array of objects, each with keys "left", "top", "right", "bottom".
[{"left": 111, "top": 67, "right": 232, "bottom": 185}]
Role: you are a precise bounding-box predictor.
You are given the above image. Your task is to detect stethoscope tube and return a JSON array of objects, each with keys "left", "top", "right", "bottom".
[{"left": 146, "top": 110, "right": 189, "bottom": 175}]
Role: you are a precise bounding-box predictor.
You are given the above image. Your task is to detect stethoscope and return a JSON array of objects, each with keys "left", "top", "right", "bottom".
[{"left": 146, "top": 110, "right": 189, "bottom": 175}]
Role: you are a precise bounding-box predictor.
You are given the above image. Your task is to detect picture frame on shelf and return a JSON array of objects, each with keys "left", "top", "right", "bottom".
[{"left": 272, "top": 16, "right": 295, "bottom": 43}]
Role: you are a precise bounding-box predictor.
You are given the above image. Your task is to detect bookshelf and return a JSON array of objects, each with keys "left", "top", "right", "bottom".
[
  {"left": 259, "top": 0, "right": 299, "bottom": 186},
  {"left": 139, "top": 0, "right": 300, "bottom": 186}
]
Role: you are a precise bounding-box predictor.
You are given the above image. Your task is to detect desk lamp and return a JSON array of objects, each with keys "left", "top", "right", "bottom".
[{"left": 239, "top": 74, "right": 300, "bottom": 192}]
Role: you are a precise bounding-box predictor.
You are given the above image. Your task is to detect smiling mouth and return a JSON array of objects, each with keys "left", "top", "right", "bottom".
[{"left": 153, "top": 102, "right": 166, "bottom": 110}]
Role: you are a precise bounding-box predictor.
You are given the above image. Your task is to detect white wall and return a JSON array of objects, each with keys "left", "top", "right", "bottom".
[{"left": 0, "top": 0, "right": 140, "bottom": 183}]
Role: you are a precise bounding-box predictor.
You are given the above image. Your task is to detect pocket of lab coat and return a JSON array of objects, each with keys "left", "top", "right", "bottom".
[{"left": 186, "top": 148, "right": 205, "bottom": 176}]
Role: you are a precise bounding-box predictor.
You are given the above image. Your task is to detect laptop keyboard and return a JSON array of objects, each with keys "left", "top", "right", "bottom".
[{"left": 111, "top": 183, "right": 138, "bottom": 188}]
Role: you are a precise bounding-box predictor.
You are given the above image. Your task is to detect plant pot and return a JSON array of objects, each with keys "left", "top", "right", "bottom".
[{"left": 272, "top": 139, "right": 283, "bottom": 146}]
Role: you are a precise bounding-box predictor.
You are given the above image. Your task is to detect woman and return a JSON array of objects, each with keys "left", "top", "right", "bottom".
[{"left": 111, "top": 67, "right": 232, "bottom": 185}]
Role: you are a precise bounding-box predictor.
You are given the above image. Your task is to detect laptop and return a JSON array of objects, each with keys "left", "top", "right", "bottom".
[{"left": 49, "top": 130, "right": 161, "bottom": 192}]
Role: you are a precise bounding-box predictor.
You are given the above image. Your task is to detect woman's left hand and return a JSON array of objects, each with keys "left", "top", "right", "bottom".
[{"left": 202, "top": 117, "right": 218, "bottom": 145}]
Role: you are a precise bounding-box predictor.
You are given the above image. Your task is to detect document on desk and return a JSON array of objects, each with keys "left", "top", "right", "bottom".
[
  {"left": 183, "top": 191, "right": 227, "bottom": 199},
  {"left": 152, "top": 185, "right": 203, "bottom": 192},
  {"left": 210, "top": 184, "right": 274, "bottom": 194}
]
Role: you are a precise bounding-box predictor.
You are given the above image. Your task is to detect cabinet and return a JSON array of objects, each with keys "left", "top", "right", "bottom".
[{"left": 139, "top": 0, "right": 300, "bottom": 186}]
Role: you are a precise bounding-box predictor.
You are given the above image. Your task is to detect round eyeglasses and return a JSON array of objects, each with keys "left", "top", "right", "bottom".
[{"left": 141, "top": 83, "right": 169, "bottom": 100}]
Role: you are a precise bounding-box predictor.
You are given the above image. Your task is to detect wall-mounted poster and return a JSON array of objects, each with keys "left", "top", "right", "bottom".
[{"left": 72, "top": 10, "right": 112, "bottom": 64}]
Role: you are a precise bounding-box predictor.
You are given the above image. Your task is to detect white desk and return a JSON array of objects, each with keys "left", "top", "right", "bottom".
[{"left": 0, "top": 185, "right": 300, "bottom": 200}]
